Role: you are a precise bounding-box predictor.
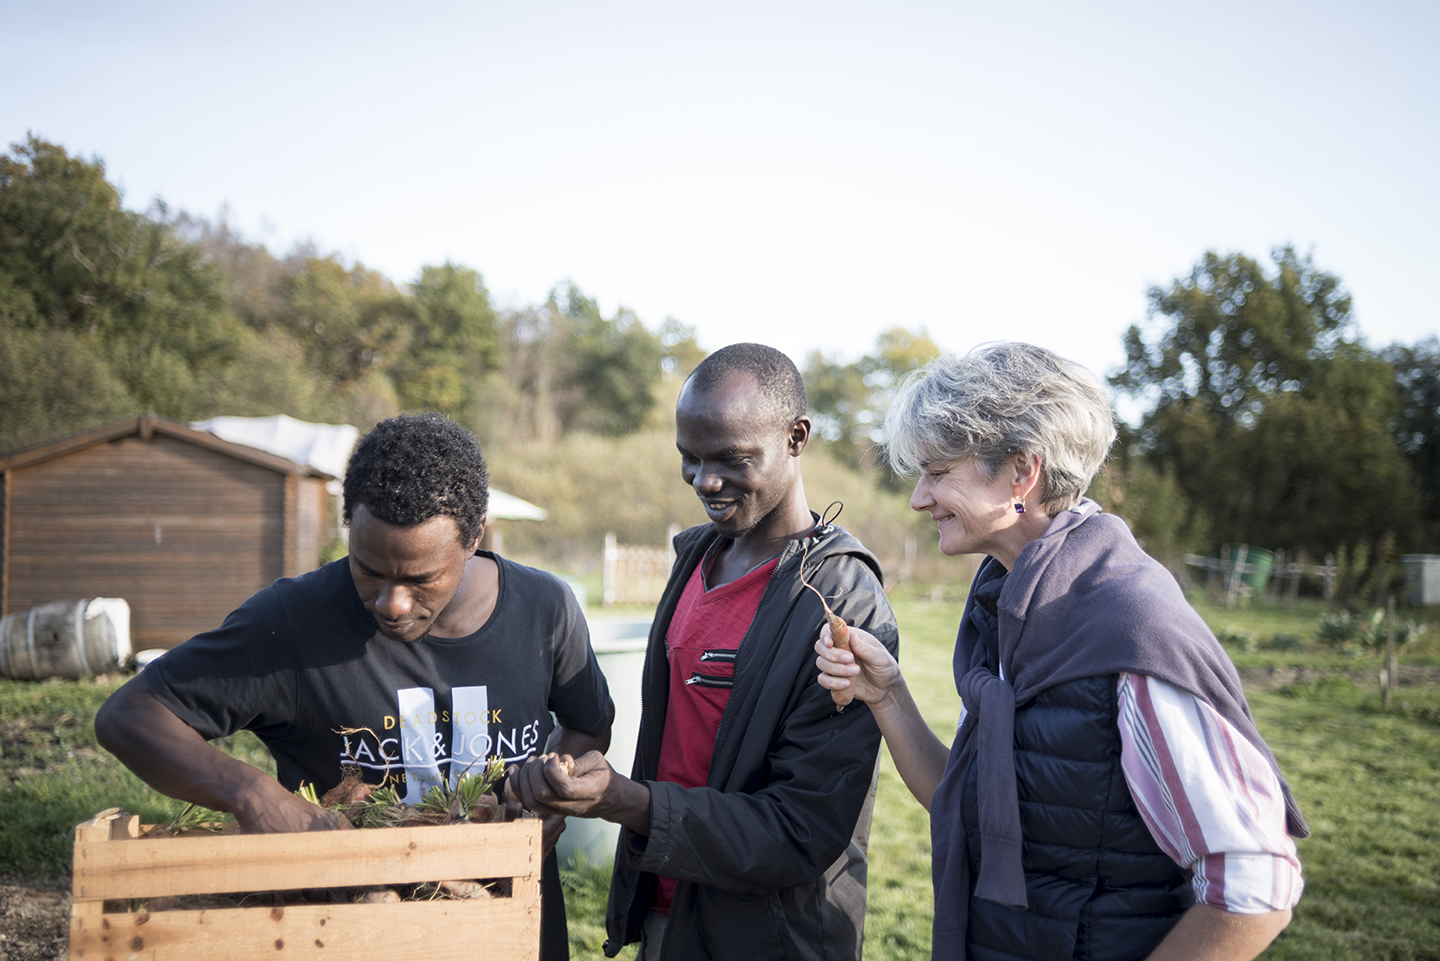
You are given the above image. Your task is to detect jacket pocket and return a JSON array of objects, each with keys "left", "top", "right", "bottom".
[
  {"left": 686, "top": 648, "right": 737, "bottom": 688},
  {"left": 685, "top": 671, "right": 734, "bottom": 689}
]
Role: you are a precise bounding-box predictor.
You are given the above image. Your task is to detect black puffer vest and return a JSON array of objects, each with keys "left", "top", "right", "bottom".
[{"left": 959, "top": 675, "right": 1193, "bottom": 961}]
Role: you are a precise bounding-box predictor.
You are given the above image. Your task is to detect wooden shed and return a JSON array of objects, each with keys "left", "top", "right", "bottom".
[{"left": 0, "top": 413, "right": 334, "bottom": 651}]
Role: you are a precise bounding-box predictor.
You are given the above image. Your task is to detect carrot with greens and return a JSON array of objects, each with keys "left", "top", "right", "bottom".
[
  {"left": 801, "top": 509, "right": 853, "bottom": 710},
  {"left": 806, "top": 584, "right": 854, "bottom": 709}
]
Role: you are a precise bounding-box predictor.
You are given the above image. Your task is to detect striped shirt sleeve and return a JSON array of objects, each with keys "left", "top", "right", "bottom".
[{"left": 1116, "top": 673, "right": 1303, "bottom": 913}]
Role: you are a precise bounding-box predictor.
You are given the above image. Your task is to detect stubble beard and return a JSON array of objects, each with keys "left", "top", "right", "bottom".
[{"left": 722, "top": 496, "right": 789, "bottom": 544}]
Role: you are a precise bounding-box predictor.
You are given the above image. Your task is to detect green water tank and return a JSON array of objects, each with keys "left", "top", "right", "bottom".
[{"left": 1230, "top": 546, "right": 1275, "bottom": 592}]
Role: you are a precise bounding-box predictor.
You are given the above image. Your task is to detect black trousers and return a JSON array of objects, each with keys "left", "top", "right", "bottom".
[{"left": 540, "top": 847, "right": 569, "bottom": 961}]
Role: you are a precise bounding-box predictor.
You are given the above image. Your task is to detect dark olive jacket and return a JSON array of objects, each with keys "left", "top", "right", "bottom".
[{"left": 604, "top": 519, "right": 899, "bottom": 961}]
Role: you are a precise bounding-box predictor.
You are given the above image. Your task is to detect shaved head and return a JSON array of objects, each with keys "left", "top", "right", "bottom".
[{"left": 685, "top": 343, "right": 807, "bottom": 430}]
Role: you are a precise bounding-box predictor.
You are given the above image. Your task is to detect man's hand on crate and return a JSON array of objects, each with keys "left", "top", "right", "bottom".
[{"left": 233, "top": 776, "right": 353, "bottom": 834}]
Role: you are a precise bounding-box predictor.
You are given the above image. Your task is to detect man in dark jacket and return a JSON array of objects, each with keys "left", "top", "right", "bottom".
[{"left": 507, "top": 343, "right": 900, "bottom": 960}]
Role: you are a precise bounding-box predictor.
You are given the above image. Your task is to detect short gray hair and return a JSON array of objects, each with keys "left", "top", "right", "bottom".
[{"left": 883, "top": 342, "right": 1116, "bottom": 512}]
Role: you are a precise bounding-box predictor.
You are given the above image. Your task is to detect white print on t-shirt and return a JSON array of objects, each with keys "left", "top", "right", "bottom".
[{"left": 335, "top": 685, "right": 544, "bottom": 804}]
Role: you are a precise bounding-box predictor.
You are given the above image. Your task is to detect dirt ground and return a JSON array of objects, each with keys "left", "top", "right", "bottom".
[{"left": 0, "top": 883, "right": 67, "bottom": 961}]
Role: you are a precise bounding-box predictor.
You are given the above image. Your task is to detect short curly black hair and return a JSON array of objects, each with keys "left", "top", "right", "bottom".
[{"left": 342, "top": 413, "right": 489, "bottom": 545}]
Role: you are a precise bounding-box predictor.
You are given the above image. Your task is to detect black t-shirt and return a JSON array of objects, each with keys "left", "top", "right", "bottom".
[{"left": 147, "top": 552, "right": 611, "bottom": 802}]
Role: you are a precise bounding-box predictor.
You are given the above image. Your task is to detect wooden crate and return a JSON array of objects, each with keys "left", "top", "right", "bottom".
[{"left": 70, "top": 810, "right": 542, "bottom": 961}]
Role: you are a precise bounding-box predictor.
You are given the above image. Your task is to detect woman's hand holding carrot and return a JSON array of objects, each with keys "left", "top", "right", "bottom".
[{"left": 815, "top": 621, "right": 902, "bottom": 709}]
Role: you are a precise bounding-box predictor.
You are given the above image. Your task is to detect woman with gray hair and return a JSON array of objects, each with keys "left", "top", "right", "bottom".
[{"left": 816, "top": 342, "right": 1307, "bottom": 961}]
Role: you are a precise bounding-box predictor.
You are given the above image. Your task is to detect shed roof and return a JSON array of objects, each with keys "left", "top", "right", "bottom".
[{"left": 0, "top": 413, "right": 334, "bottom": 478}]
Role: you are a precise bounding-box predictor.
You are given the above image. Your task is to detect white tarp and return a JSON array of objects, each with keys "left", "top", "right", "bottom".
[
  {"left": 191, "top": 414, "right": 359, "bottom": 479},
  {"left": 191, "top": 414, "right": 546, "bottom": 521},
  {"left": 489, "top": 488, "right": 547, "bottom": 521}
]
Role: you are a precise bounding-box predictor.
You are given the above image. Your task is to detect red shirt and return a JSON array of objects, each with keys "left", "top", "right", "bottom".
[{"left": 652, "top": 550, "right": 779, "bottom": 913}]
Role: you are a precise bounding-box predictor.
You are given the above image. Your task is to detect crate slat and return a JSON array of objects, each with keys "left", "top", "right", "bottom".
[
  {"left": 73, "top": 820, "right": 540, "bottom": 900},
  {"left": 70, "top": 897, "right": 539, "bottom": 961}
]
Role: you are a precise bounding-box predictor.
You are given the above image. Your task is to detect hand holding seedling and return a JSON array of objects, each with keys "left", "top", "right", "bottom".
[
  {"left": 505, "top": 751, "right": 653, "bottom": 835},
  {"left": 814, "top": 620, "right": 903, "bottom": 710},
  {"left": 234, "top": 775, "right": 353, "bottom": 833},
  {"left": 505, "top": 751, "right": 607, "bottom": 815}
]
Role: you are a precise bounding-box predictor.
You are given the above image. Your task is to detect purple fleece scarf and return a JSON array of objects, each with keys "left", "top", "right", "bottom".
[{"left": 929, "top": 500, "right": 1308, "bottom": 959}]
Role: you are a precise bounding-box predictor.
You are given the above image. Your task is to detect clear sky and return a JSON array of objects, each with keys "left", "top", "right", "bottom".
[{"left": 3, "top": 0, "right": 1436, "bottom": 383}]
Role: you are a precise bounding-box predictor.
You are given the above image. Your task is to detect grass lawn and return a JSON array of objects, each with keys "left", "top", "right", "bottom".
[
  {"left": 0, "top": 674, "right": 272, "bottom": 882},
  {"left": 1251, "top": 678, "right": 1440, "bottom": 960},
  {"left": 3, "top": 594, "right": 1438, "bottom": 959}
]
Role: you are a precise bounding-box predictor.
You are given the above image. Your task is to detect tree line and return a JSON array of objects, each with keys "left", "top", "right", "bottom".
[
  {"left": 1102, "top": 247, "right": 1438, "bottom": 601},
  {"left": 0, "top": 135, "right": 706, "bottom": 455},
  {"left": 2, "top": 135, "right": 1436, "bottom": 601}
]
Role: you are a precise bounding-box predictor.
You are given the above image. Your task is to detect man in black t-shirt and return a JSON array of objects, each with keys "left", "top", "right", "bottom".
[{"left": 97, "top": 413, "right": 612, "bottom": 961}]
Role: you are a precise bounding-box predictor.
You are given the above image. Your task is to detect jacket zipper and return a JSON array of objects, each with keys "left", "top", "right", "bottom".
[{"left": 685, "top": 671, "right": 734, "bottom": 688}]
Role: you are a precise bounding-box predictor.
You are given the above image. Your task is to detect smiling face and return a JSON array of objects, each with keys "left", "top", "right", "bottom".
[
  {"left": 909, "top": 456, "right": 1021, "bottom": 558},
  {"left": 347, "top": 504, "right": 479, "bottom": 642},
  {"left": 675, "top": 371, "right": 807, "bottom": 543}
]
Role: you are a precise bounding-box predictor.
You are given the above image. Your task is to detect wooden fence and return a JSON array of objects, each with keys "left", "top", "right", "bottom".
[
  {"left": 1184, "top": 545, "right": 1336, "bottom": 608},
  {"left": 602, "top": 527, "right": 680, "bottom": 606}
]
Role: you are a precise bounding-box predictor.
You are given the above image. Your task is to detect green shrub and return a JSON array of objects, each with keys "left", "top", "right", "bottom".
[
  {"left": 1216, "top": 625, "right": 1259, "bottom": 653},
  {"left": 1265, "top": 633, "right": 1307, "bottom": 652},
  {"left": 1278, "top": 675, "right": 1355, "bottom": 699},
  {"left": 1376, "top": 617, "right": 1427, "bottom": 652},
  {"left": 1354, "top": 609, "right": 1388, "bottom": 652},
  {"left": 319, "top": 536, "right": 347, "bottom": 565},
  {"left": 1317, "top": 610, "right": 1358, "bottom": 646},
  {"left": 1321, "top": 608, "right": 1430, "bottom": 656}
]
